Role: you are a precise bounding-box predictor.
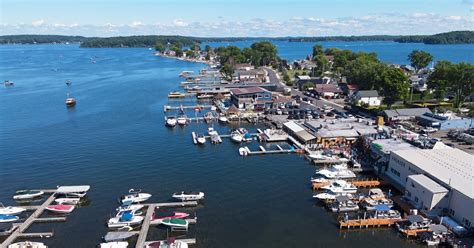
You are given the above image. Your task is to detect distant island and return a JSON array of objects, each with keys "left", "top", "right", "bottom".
[{"left": 1, "top": 31, "right": 473, "bottom": 46}]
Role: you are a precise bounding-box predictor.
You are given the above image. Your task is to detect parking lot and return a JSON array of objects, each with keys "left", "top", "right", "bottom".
[{"left": 430, "top": 130, "right": 474, "bottom": 154}]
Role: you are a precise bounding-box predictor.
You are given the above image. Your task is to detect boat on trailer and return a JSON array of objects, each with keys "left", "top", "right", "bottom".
[
  {"left": 13, "top": 190, "right": 44, "bottom": 200},
  {"left": 172, "top": 191, "right": 204, "bottom": 201},
  {"left": 120, "top": 189, "right": 152, "bottom": 205}
]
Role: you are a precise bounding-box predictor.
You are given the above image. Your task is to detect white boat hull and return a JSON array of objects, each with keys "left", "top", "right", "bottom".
[
  {"left": 54, "top": 198, "right": 81, "bottom": 205},
  {"left": 99, "top": 242, "right": 128, "bottom": 248},
  {"left": 13, "top": 191, "right": 44, "bottom": 200},
  {"left": 8, "top": 241, "right": 47, "bottom": 248},
  {"left": 0, "top": 207, "right": 26, "bottom": 215},
  {"left": 172, "top": 192, "right": 204, "bottom": 201},
  {"left": 108, "top": 216, "right": 144, "bottom": 228},
  {"left": 121, "top": 193, "right": 152, "bottom": 204}
]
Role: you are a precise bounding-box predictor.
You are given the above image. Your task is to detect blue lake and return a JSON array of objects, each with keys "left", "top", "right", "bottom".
[{"left": 2, "top": 41, "right": 471, "bottom": 247}]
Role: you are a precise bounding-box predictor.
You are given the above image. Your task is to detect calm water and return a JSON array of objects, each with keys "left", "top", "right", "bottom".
[
  {"left": 2, "top": 42, "right": 469, "bottom": 247},
  {"left": 205, "top": 40, "right": 474, "bottom": 64}
]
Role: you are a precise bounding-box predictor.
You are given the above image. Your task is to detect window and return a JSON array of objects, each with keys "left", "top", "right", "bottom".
[
  {"left": 448, "top": 209, "right": 455, "bottom": 216},
  {"left": 390, "top": 168, "right": 400, "bottom": 177},
  {"left": 411, "top": 183, "right": 415, "bottom": 188},
  {"left": 414, "top": 197, "right": 419, "bottom": 203},
  {"left": 406, "top": 191, "right": 412, "bottom": 197}
]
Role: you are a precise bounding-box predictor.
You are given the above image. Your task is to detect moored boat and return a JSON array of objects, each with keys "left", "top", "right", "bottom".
[
  {"left": 0, "top": 204, "right": 26, "bottom": 215},
  {"left": 238, "top": 147, "right": 248, "bottom": 156},
  {"left": 207, "top": 127, "right": 218, "bottom": 136},
  {"left": 168, "top": 92, "right": 186, "bottom": 98},
  {"left": 196, "top": 135, "right": 206, "bottom": 144},
  {"left": 152, "top": 212, "right": 189, "bottom": 221},
  {"left": 120, "top": 189, "right": 152, "bottom": 205},
  {"left": 315, "top": 164, "right": 356, "bottom": 179},
  {"left": 165, "top": 117, "right": 177, "bottom": 127},
  {"left": 45, "top": 204, "right": 75, "bottom": 214},
  {"left": 218, "top": 115, "right": 228, "bottom": 123},
  {"left": 4, "top": 80, "right": 14, "bottom": 86},
  {"left": 321, "top": 180, "right": 357, "bottom": 194},
  {"left": 171, "top": 191, "right": 204, "bottom": 201},
  {"left": 54, "top": 198, "right": 81, "bottom": 205},
  {"left": 99, "top": 241, "right": 128, "bottom": 248},
  {"left": 8, "top": 241, "right": 47, "bottom": 248},
  {"left": 0, "top": 214, "right": 19, "bottom": 223},
  {"left": 146, "top": 239, "right": 188, "bottom": 248},
  {"left": 230, "top": 130, "right": 243, "bottom": 143},
  {"left": 13, "top": 190, "right": 44, "bottom": 200},
  {"left": 176, "top": 114, "right": 188, "bottom": 125},
  {"left": 107, "top": 211, "right": 144, "bottom": 229},
  {"left": 158, "top": 218, "right": 188, "bottom": 229}
]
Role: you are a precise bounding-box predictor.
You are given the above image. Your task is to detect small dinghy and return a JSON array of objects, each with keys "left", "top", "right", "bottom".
[
  {"left": 165, "top": 117, "right": 177, "bottom": 127},
  {"left": 99, "top": 242, "right": 128, "bottom": 248},
  {"left": 45, "top": 204, "right": 75, "bottom": 214},
  {"left": 13, "top": 190, "right": 44, "bottom": 200},
  {"left": 196, "top": 135, "right": 206, "bottom": 144},
  {"left": 230, "top": 130, "right": 243, "bottom": 143},
  {"left": 158, "top": 218, "right": 188, "bottom": 229},
  {"left": 108, "top": 211, "right": 144, "bottom": 229},
  {"left": 0, "top": 204, "right": 26, "bottom": 215},
  {"left": 120, "top": 189, "right": 152, "bottom": 205},
  {"left": 54, "top": 198, "right": 81, "bottom": 205},
  {"left": 146, "top": 238, "right": 188, "bottom": 248},
  {"left": 238, "top": 147, "right": 248, "bottom": 156},
  {"left": 0, "top": 214, "right": 19, "bottom": 223},
  {"left": 8, "top": 241, "right": 47, "bottom": 248},
  {"left": 172, "top": 191, "right": 204, "bottom": 201},
  {"left": 152, "top": 212, "right": 189, "bottom": 221},
  {"left": 65, "top": 93, "right": 76, "bottom": 107}
]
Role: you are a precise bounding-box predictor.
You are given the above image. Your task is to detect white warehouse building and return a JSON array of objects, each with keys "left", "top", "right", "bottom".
[{"left": 386, "top": 148, "right": 473, "bottom": 230}]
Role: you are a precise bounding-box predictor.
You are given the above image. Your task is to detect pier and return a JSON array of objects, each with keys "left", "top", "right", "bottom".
[
  {"left": 339, "top": 217, "right": 401, "bottom": 229},
  {"left": 135, "top": 201, "right": 198, "bottom": 248},
  {"left": 163, "top": 105, "right": 213, "bottom": 112},
  {"left": 312, "top": 179, "right": 382, "bottom": 190},
  {"left": 241, "top": 146, "right": 300, "bottom": 156},
  {"left": 144, "top": 238, "right": 196, "bottom": 246}
]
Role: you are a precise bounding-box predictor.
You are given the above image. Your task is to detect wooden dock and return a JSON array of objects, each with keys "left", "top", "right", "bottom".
[
  {"left": 135, "top": 201, "right": 198, "bottom": 248},
  {"left": 163, "top": 105, "right": 213, "bottom": 112},
  {"left": 339, "top": 217, "right": 401, "bottom": 229},
  {"left": 312, "top": 179, "right": 382, "bottom": 190},
  {"left": 144, "top": 238, "right": 196, "bottom": 246},
  {"left": 242, "top": 146, "right": 299, "bottom": 156}
]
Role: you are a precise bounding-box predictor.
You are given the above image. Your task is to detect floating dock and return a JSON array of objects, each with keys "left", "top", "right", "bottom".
[
  {"left": 135, "top": 201, "right": 198, "bottom": 248},
  {"left": 144, "top": 238, "right": 196, "bottom": 246},
  {"left": 339, "top": 217, "right": 401, "bottom": 229},
  {"left": 163, "top": 105, "right": 213, "bottom": 112},
  {"left": 312, "top": 179, "right": 382, "bottom": 190},
  {"left": 240, "top": 146, "right": 300, "bottom": 156}
]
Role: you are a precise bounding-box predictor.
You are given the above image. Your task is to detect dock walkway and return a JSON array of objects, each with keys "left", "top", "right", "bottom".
[
  {"left": 312, "top": 179, "right": 382, "bottom": 190},
  {"left": 339, "top": 217, "right": 401, "bottom": 229}
]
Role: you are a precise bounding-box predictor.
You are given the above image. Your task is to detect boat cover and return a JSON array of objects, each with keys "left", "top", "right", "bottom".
[
  {"left": 374, "top": 204, "right": 391, "bottom": 212},
  {"left": 407, "top": 215, "right": 425, "bottom": 223},
  {"left": 103, "top": 231, "right": 137, "bottom": 242},
  {"left": 335, "top": 195, "right": 350, "bottom": 202},
  {"left": 429, "top": 224, "right": 448, "bottom": 234},
  {"left": 56, "top": 185, "right": 90, "bottom": 193},
  {"left": 120, "top": 212, "right": 133, "bottom": 222}
]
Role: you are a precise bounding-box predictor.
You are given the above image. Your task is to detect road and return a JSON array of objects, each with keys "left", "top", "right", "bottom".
[{"left": 263, "top": 67, "right": 285, "bottom": 90}]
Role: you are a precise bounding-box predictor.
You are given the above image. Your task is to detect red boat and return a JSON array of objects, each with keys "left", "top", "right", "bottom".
[
  {"left": 151, "top": 212, "right": 189, "bottom": 221},
  {"left": 45, "top": 204, "right": 75, "bottom": 214}
]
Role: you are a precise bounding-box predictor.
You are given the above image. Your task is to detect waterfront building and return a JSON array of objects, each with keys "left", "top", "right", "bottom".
[
  {"left": 416, "top": 112, "right": 473, "bottom": 130},
  {"left": 386, "top": 148, "right": 473, "bottom": 230},
  {"left": 282, "top": 121, "right": 317, "bottom": 145},
  {"left": 233, "top": 63, "right": 254, "bottom": 71},
  {"left": 313, "top": 84, "right": 343, "bottom": 99},
  {"left": 232, "top": 69, "right": 266, "bottom": 83},
  {"left": 381, "top": 108, "right": 431, "bottom": 124},
  {"left": 230, "top": 86, "right": 272, "bottom": 111}
]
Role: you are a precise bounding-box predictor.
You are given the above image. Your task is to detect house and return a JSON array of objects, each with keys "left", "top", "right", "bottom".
[
  {"left": 314, "top": 84, "right": 343, "bottom": 99},
  {"left": 232, "top": 69, "right": 266, "bottom": 83},
  {"left": 353, "top": 90, "right": 382, "bottom": 107},
  {"left": 381, "top": 108, "right": 431, "bottom": 124},
  {"left": 234, "top": 63, "right": 254, "bottom": 71},
  {"left": 230, "top": 86, "right": 272, "bottom": 111},
  {"left": 296, "top": 77, "right": 331, "bottom": 91},
  {"left": 386, "top": 148, "right": 473, "bottom": 228}
]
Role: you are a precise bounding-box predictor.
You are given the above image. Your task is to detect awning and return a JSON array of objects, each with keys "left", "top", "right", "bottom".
[{"left": 56, "top": 185, "right": 91, "bottom": 193}]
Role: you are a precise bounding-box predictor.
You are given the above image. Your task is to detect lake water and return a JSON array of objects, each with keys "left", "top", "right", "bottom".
[{"left": 2, "top": 41, "right": 472, "bottom": 247}]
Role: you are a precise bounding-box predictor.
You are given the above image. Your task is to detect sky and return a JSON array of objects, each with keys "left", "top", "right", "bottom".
[{"left": 0, "top": 0, "right": 473, "bottom": 37}]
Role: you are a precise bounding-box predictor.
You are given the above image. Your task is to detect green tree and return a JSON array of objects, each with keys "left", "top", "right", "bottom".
[
  {"left": 312, "top": 45, "right": 324, "bottom": 59},
  {"left": 283, "top": 73, "right": 292, "bottom": 86},
  {"left": 378, "top": 67, "right": 409, "bottom": 108},
  {"left": 427, "top": 60, "right": 452, "bottom": 100},
  {"left": 344, "top": 54, "right": 382, "bottom": 90},
  {"left": 185, "top": 50, "right": 195, "bottom": 58},
  {"left": 312, "top": 55, "right": 329, "bottom": 76},
  {"left": 204, "top": 45, "right": 212, "bottom": 53},
  {"left": 155, "top": 42, "right": 165, "bottom": 52},
  {"left": 408, "top": 50, "right": 433, "bottom": 72},
  {"left": 429, "top": 61, "right": 474, "bottom": 107},
  {"left": 303, "top": 82, "right": 315, "bottom": 91},
  {"left": 220, "top": 63, "right": 234, "bottom": 81},
  {"left": 250, "top": 41, "right": 278, "bottom": 66}
]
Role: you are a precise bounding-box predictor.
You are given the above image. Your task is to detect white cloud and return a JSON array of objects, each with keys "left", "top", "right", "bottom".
[
  {"left": 31, "top": 19, "right": 44, "bottom": 26},
  {"left": 2, "top": 13, "right": 473, "bottom": 37}
]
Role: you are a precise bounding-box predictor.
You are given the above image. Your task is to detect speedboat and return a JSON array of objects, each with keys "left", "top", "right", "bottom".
[
  {"left": 158, "top": 218, "right": 188, "bottom": 229},
  {"left": 152, "top": 212, "right": 189, "bottom": 221},
  {"left": 54, "top": 198, "right": 81, "bottom": 205},
  {"left": 8, "top": 241, "right": 47, "bottom": 248},
  {"left": 172, "top": 191, "right": 204, "bottom": 201},
  {"left": 99, "top": 242, "right": 128, "bottom": 248},
  {"left": 13, "top": 190, "right": 44, "bottom": 200},
  {"left": 116, "top": 203, "right": 144, "bottom": 213},
  {"left": 230, "top": 130, "right": 243, "bottom": 143},
  {"left": 239, "top": 147, "right": 248, "bottom": 156},
  {"left": 321, "top": 180, "right": 357, "bottom": 194},
  {"left": 166, "top": 117, "right": 177, "bottom": 127},
  {"left": 0, "top": 214, "right": 19, "bottom": 223},
  {"left": 146, "top": 239, "right": 188, "bottom": 248},
  {"left": 313, "top": 190, "right": 353, "bottom": 201},
  {"left": 196, "top": 135, "right": 206, "bottom": 144},
  {"left": 218, "top": 115, "right": 228, "bottom": 123},
  {"left": 107, "top": 211, "right": 144, "bottom": 229},
  {"left": 208, "top": 127, "right": 218, "bottom": 136},
  {"left": 0, "top": 204, "right": 26, "bottom": 215},
  {"left": 315, "top": 164, "right": 356, "bottom": 179},
  {"left": 65, "top": 94, "right": 76, "bottom": 107},
  {"left": 176, "top": 115, "right": 187, "bottom": 125},
  {"left": 120, "top": 189, "right": 152, "bottom": 205},
  {"left": 45, "top": 204, "right": 75, "bottom": 214},
  {"left": 4, "top": 80, "right": 14, "bottom": 86}
]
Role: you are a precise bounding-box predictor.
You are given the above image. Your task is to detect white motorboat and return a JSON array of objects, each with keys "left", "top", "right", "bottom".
[
  {"left": 329, "top": 195, "right": 359, "bottom": 212},
  {"left": 13, "top": 190, "right": 44, "bottom": 200},
  {"left": 172, "top": 191, "right": 205, "bottom": 201},
  {"left": 0, "top": 204, "right": 26, "bottom": 215},
  {"left": 196, "top": 135, "right": 206, "bottom": 144},
  {"left": 321, "top": 180, "right": 357, "bottom": 194},
  {"left": 120, "top": 189, "right": 152, "bottom": 205},
  {"left": 230, "top": 131, "right": 243, "bottom": 143},
  {"left": 99, "top": 242, "right": 128, "bottom": 248},
  {"left": 208, "top": 127, "right": 218, "bottom": 136},
  {"left": 218, "top": 115, "right": 228, "bottom": 123},
  {"left": 56, "top": 185, "right": 90, "bottom": 198},
  {"left": 315, "top": 164, "right": 356, "bottom": 179},
  {"left": 107, "top": 211, "right": 144, "bottom": 229},
  {"left": 146, "top": 239, "right": 188, "bottom": 248},
  {"left": 166, "top": 117, "right": 177, "bottom": 127},
  {"left": 8, "top": 241, "right": 47, "bottom": 248},
  {"left": 54, "top": 198, "right": 81, "bottom": 205},
  {"left": 176, "top": 116, "right": 187, "bottom": 125},
  {"left": 0, "top": 214, "right": 19, "bottom": 223},
  {"left": 313, "top": 191, "right": 347, "bottom": 201},
  {"left": 238, "top": 147, "right": 248, "bottom": 156}
]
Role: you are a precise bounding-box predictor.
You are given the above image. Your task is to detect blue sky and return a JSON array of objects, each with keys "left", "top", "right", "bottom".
[{"left": 1, "top": 0, "right": 473, "bottom": 36}]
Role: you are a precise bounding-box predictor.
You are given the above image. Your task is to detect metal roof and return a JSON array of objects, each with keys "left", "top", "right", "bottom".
[
  {"left": 356, "top": 90, "right": 379, "bottom": 98},
  {"left": 374, "top": 204, "right": 391, "bottom": 212},
  {"left": 393, "top": 149, "right": 473, "bottom": 198},
  {"left": 230, "top": 86, "right": 268, "bottom": 96},
  {"left": 407, "top": 215, "right": 425, "bottom": 223},
  {"left": 283, "top": 121, "right": 305, "bottom": 133},
  {"left": 429, "top": 224, "right": 448, "bottom": 234},
  {"left": 408, "top": 174, "right": 449, "bottom": 194},
  {"left": 56, "top": 185, "right": 91, "bottom": 193}
]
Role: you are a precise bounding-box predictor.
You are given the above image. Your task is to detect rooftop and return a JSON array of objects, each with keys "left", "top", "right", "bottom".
[
  {"left": 356, "top": 90, "right": 380, "bottom": 98},
  {"left": 383, "top": 108, "right": 431, "bottom": 118},
  {"left": 371, "top": 139, "right": 418, "bottom": 154},
  {"left": 230, "top": 86, "right": 268, "bottom": 96},
  {"left": 408, "top": 174, "right": 449, "bottom": 194},
  {"left": 392, "top": 148, "right": 473, "bottom": 198}
]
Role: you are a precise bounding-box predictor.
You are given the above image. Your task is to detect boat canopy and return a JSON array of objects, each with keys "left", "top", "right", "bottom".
[
  {"left": 429, "top": 224, "right": 448, "bottom": 234},
  {"left": 120, "top": 212, "right": 133, "bottom": 222},
  {"left": 335, "top": 195, "right": 351, "bottom": 202},
  {"left": 56, "top": 185, "right": 91, "bottom": 193},
  {"left": 407, "top": 215, "right": 425, "bottom": 223},
  {"left": 374, "top": 204, "right": 391, "bottom": 212}
]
